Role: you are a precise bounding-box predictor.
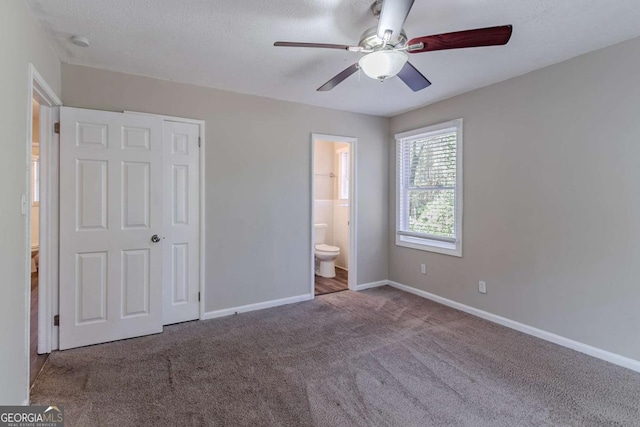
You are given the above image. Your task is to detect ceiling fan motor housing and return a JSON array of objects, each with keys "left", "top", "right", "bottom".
[{"left": 359, "top": 25, "right": 408, "bottom": 50}]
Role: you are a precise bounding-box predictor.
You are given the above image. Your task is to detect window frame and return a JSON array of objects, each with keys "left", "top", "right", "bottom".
[
  {"left": 395, "top": 118, "right": 463, "bottom": 257},
  {"left": 32, "top": 153, "right": 40, "bottom": 207},
  {"left": 336, "top": 147, "right": 350, "bottom": 202}
]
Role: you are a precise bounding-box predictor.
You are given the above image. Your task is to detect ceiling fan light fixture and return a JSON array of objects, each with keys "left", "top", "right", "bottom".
[{"left": 358, "top": 50, "right": 408, "bottom": 81}]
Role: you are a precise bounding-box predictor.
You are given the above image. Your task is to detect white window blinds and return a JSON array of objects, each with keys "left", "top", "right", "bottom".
[{"left": 396, "top": 119, "right": 463, "bottom": 256}]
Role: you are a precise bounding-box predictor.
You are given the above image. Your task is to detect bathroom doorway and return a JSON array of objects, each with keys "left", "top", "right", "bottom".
[{"left": 311, "top": 134, "right": 357, "bottom": 297}]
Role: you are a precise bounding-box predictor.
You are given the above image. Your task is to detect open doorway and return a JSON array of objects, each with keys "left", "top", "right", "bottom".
[
  {"left": 30, "top": 98, "right": 47, "bottom": 385},
  {"left": 26, "top": 64, "right": 62, "bottom": 397},
  {"left": 311, "top": 134, "right": 357, "bottom": 296}
]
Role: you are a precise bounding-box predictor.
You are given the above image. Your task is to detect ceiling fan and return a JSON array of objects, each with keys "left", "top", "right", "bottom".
[{"left": 274, "top": 0, "right": 513, "bottom": 92}]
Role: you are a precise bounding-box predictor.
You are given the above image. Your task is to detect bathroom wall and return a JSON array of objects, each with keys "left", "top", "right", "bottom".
[
  {"left": 314, "top": 140, "right": 351, "bottom": 270},
  {"left": 333, "top": 142, "right": 350, "bottom": 269},
  {"left": 314, "top": 140, "right": 336, "bottom": 247}
]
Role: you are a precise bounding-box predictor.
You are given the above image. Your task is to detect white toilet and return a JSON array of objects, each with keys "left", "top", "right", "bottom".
[{"left": 314, "top": 224, "right": 340, "bottom": 278}]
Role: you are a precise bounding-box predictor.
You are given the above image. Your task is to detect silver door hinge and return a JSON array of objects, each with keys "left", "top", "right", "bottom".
[
  {"left": 54, "top": 122, "right": 60, "bottom": 134},
  {"left": 54, "top": 315, "right": 60, "bottom": 326},
  {"left": 198, "top": 292, "right": 201, "bottom": 302},
  {"left": 198, "top": 137, "right": 201, "bottom": 148}
]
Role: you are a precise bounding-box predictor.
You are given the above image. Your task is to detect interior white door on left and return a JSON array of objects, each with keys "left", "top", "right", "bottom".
[{"left": 58, "top": 107, "right": 164, "bottom": 350}]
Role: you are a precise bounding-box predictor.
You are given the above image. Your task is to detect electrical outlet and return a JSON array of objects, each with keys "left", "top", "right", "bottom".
[
  {"left": 478, "top": 281, "right": 487, "bottom": 294},
  {"left": 420, "top": 264, "right": 426, "bottom": 274}
]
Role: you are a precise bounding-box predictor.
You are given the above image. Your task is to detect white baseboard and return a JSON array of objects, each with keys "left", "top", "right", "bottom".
[
  {"left": 202, "top": 293, "right": 313, "bottom": 320},
  {"left": 354, "top": 280, "right": 387, "bottom": 291},
  {"left": 385, "top": 280, "right": 640, "bottom": 373}
]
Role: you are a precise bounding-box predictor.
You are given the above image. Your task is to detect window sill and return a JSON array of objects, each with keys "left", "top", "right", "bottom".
[{"left": 395, "top": 234, "right": 462, "bottom": 257}]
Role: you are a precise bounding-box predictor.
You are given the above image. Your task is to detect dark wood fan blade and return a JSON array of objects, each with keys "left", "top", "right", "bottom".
[
  {"left": 397, "top": 62, "right": 431, "bottom": 91},
  {"left": 317, "top": 64, "right": 360, "bottom": 91},
  {"left": 407, "top": 25, "right": 513, "bottom": 53},
  {"left": 274, "top": 42, "right": 352, "bottom": 50},
  {"left": 377, "top": 0, "right": 415, "bottom": 41}
]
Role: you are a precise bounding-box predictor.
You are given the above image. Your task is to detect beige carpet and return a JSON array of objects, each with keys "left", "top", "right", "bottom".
[{"left": 31, "top": 286, "right": 640, "bottom": 426}]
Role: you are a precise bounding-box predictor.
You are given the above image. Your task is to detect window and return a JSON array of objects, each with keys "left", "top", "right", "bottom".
[
  {"left": 395, "top": 119, "right": 463, "bottom": 256},
  {"left": 337, "top": 147, "right": 349, "bottom": 201},
  {"left": 32, "top": 155, "right": 40, "bottom": 206}
]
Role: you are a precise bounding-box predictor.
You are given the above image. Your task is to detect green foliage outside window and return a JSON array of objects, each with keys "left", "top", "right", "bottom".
[{"left": 406, "top": 133, "right": 456, "bottom": 238}]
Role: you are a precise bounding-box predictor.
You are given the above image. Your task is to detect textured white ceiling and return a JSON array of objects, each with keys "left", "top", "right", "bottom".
[{"left": 27, "top": 0, "right": 640, "bottom": 117}]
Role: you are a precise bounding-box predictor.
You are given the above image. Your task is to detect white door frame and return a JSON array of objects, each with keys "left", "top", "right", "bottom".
[
  {"left": 310, "top": 133, "right": 358, "bottom": 297},
  {"left": 125, "top": 111, "right": 206, "bottom": 319},
  {"left": 25, "top": 64, "right": 62, "bottom": 396}
]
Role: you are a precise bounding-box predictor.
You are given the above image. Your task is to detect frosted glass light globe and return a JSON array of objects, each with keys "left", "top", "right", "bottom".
[{"left": 358, "top": 50, "right": 408, "bottom": 80}]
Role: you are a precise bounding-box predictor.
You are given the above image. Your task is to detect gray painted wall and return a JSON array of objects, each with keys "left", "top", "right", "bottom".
[
  {"left": 389, "top": 36, "right": 640, "bottom": 360},
  {"left": 0, "top": 0, "right": 61, "bottom": 404},
  {"left": 61, "top": 64, "right": 389, "bottom": 313}
]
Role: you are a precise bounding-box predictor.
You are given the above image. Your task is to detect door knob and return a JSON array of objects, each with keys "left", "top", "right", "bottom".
[{"left": 151, "top": 234, "right": 162, "bottom": 243}]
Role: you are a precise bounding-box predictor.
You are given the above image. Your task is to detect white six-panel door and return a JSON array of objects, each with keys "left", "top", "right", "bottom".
[
  {"left": 59, "top": 107, "right": 164, "bottom": 350},
  {"left": 162, "top": 121, "right": 200, "bottom": 325}
]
